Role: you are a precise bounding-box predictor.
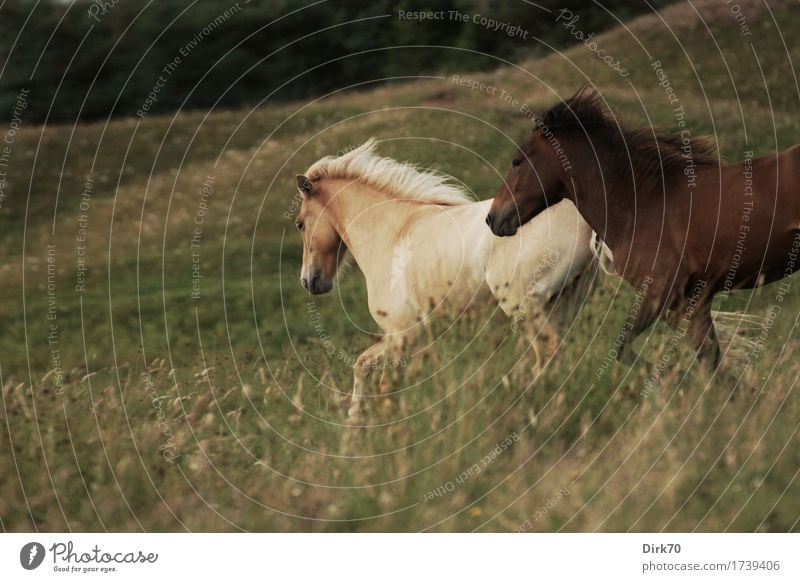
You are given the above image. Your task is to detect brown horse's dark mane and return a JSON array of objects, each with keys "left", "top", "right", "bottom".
[{"left": 538, "top": 88, "right": 719, "bottom": 194}]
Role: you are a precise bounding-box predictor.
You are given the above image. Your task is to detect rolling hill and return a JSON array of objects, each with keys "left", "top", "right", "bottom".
[{"left": 1, "top": 0, "right": 799, "bottom": 531}]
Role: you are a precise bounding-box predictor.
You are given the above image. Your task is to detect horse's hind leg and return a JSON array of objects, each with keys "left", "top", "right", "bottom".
[
  {"left": 517, "top": 304, "right": 559, "bottom": 375},
  {"left": 682, "top": 301, "right": 721, "bottom": 369},
  {"left": 491, "top": 281, "right": 559, "bottom": 374}
]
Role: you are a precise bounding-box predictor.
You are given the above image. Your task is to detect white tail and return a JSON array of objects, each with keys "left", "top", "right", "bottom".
[{"left": 590, "top": 232, "right": 615, "bottom": 275}]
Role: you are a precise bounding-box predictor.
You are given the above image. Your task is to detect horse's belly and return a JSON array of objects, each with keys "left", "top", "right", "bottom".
[
  {"left": 406, "top": 241, "right": 489, "bottom": 316},
  {"left": 713, "top": 227, "right": 800, "bottom": 290}
]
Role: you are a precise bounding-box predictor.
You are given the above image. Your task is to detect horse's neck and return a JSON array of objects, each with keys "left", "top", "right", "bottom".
[
  {"left": 324, "top": 180, "right": 423, "bottom": 280},
  {"left": 569, "top": 159, "right": 634, "bottom": 251}
]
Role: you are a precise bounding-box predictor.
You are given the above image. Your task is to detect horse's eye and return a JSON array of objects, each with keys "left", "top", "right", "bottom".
[
  {"left": 512, "top": 158, "right": 523, "bottom": 167},
  {"left": 295, "top": 221, "right": 304, "bottom": 232}
]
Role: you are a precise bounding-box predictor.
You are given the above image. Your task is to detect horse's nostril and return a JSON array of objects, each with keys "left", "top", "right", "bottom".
[
  {"left": 310, "top": 274, "right": 319, "bottom": 293},
  {"left": 301, "top": 277, "right": 308, "bottom": 290},
  {"left": 486, "top": 214, "right": 493, "bottom": 227}
]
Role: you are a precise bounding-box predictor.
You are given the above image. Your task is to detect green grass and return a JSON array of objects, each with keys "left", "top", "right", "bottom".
[{"left": 2, "top": 0, "right": 800, "bottom": 531}]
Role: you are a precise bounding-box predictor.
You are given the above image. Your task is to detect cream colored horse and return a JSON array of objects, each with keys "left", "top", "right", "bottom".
[{"left": 295, "top": 139, "right": 593, "bottom": 417}]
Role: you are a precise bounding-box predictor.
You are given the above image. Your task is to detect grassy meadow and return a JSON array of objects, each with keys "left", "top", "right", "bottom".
[{"left": 2, "top": 0, "right": 800, "bottom": 531}]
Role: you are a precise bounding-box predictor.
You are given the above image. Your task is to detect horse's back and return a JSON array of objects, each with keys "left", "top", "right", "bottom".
[
  {"left": 400, "top": 198, "right": 592, "bottom": 321},
  {"left": 675, "top": 146, "right": 800, "bottom": 292}
]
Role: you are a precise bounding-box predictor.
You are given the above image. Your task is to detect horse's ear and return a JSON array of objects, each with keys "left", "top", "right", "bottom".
[{"left": 296, "top": 174, "right": 314, "bottom": 196}]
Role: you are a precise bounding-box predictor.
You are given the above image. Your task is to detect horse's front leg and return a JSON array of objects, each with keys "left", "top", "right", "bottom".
[
  {"left": 378, "top": 334, "right": 406, "bottom": 397},
  {"left": 617, "top": 300, "right": 660, "bottom": 368},
  {"left": 349, "top": 339, "right": 386, "bottom": 418}
]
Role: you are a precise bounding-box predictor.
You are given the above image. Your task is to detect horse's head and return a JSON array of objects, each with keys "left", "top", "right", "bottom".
[
  {"left": 294, "top": 175, "right": 347, "bottom": 294},
  {"left": 486, "top": 121, "right": 569, "bottom": 237}
]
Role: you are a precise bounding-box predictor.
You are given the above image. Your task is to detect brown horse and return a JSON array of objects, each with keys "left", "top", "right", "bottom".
[{"left": 486, "top": 88, "right": 800, "bottom": 367}]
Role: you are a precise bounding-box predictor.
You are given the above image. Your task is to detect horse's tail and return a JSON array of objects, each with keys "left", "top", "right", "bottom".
[
  {"left": 711, "top": 309, "right": 766, "bottom": 363},
  {"left": 590, "top": 231, "right": 615, "bottom": 275}
]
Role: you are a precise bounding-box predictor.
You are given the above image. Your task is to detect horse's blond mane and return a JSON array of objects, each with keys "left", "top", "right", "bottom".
[{"left": 304, "top": 139, "right": 472, "bottom": 206}]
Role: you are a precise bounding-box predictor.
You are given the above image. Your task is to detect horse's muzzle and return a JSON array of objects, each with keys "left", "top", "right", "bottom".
[
  {"left": 485, "top": 212, "right": 519, "bottom": 237},
  {"left": 302, "top": 273, "right": 333, "bottom": 295}
]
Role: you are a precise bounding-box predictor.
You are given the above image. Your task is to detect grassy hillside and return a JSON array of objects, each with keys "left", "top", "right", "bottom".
[{"left": 1, "top": 0, "right": 799, "bottom": 531}]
